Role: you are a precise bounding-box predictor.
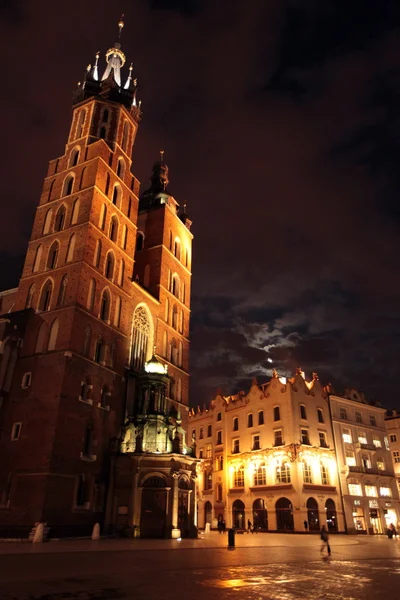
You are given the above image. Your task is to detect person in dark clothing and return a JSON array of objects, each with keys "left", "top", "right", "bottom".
[
  {"left": 320, "top": 525, "right": 331, "bottom": 557},
  {"left": 247, "top": 519, "right": 252, "bottom": 533},
  {"left": 304, "top": 520, "right": 308, "bottom": 532}
]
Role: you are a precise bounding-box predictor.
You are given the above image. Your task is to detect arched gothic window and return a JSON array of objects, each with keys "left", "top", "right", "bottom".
[
  {"left": 105, "top": 173, "right": 110, "bottom": 196},
  {"left": 105, "top": 252, "right": 115, "bottom": 280},
  {"left": 117, "top": 157, "right": 125, "bottom": 179},
  {"left": 131, "top": 306, "right": 151, "bottom": 371},
  {"left": 47, "top": 241, "right": 59, "bottom": 270},
  {"left": 70, "top": 148, "right": 80, "bottom": 167},
  {"left": 102, "top": 108, "right": 109, "bottom": 124},
  {"left": 99, "top": 204, "right": 107, "bottom": 230},
  {"left": 62, "top": 174, "right": 74, "bottom": 197},
  {"left": 76, "top": 109, "right": 86, "bottom": 139},
  {"left": 54, "top": 205, "right": 66, "bottom": 231},
  {"left": 66, "top": 234, "right": 76, "bottom": 262},
  {"left": 43, "top": 209, "right": 52, "bottom": 234},
  {"left": 71, "top": 198, "right": 80, "bottom": 225},
  {"left": 48, "top": 180, "right": 55, "bottom": 203},
  {"left": 100, "top": 289, "right": 111, "bottom": 321},
  {"left": 32, "top": 245, "right": 43, "bottom": 273},
  {"left": 57, "top": 275, "right": 68, "bottom": 306},
  {"left": 178, "top": 341, "right": 183, "bottom": 367},
  {"left": 79, "top": 167, "right": 86, "bottom": 189},
  {"left": 109, "top": 215, "right": 118, "bottom": 242},
  {"left": 174, "top": 238, "right": 181, "bottom": 260},
  {"left": 26, "top": 284, "right": 35, "bottom": 309},
  {"left": 38, "top": 280, "right": 53, "bottom": 311},
  {"left": 47, "top": 318, "right": 60, "bottom": 351},
  {"left": 171, "top": 273, "right": 180, "bottom": 298},
  {"left": 112, "top": 185, "right": 121, "bottom": 208},
  {"left": 136, "top": 232, "right": 144, "bottom": 251},
  {"left": 172, "top": 304, "right": 178, "bottom": 329}
]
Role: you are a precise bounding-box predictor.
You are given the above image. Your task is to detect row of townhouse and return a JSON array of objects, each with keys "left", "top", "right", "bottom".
[{"left": 189, "top": 370, "right": 400, "bottom": 534}]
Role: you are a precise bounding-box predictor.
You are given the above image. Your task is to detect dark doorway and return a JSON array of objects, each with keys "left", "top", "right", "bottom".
[
  {"left": 253, "top": 498, "right": 268, "bottom": 531},
  {"left": 140, "top": 477, "right": 167, "bottom": 538},
  {"left": 232, "top": 499, "right": 245, "bottom": 529},
  {"left": 275, "top": 497, "right": 294, "bottom": 531},
  {"left": 306, "top": 497, "right": 320, "bottom": 531},
  {"left": 204, "top": 501, "right": 212, "bottom": 527},
  {"left": 325, "top": 498, "right": 338, "bottom": 531}
]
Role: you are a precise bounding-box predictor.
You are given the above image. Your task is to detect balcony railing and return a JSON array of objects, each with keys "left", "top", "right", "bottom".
[
  {"left": 348, "top": 466, "right": 394, "bottom": 476},
  {"left": 355, "top": 442, "right": 377, "bottom": 451}
]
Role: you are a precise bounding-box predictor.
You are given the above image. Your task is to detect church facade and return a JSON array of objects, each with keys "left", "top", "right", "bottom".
[{"left": 0, "top": 19, "right": 197, "bottom": 539}]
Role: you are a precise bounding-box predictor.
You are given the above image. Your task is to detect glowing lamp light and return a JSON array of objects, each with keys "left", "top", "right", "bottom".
[
  {"left": 267, "top": 358, "right": 273, "bottom": 363},
  {"left": 144, "top": 358, "right": 168, "bottom": 375}
]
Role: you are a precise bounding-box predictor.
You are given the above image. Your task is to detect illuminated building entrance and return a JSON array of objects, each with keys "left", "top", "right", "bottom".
[{"left": 326, "top": 498, "right": 338, "bottom": 531}]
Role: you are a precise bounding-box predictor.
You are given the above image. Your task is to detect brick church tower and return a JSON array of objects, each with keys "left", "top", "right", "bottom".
[{"left": 0, "top": 19, "right": 194, "bottom": 537}]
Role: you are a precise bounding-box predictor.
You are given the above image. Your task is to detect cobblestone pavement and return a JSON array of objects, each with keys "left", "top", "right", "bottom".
[{"left": 0, "top": 533, "right": 399, "bottom": 599}]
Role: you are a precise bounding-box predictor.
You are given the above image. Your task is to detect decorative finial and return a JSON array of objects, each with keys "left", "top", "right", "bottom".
[
  {"left": 272, "top": 368, "right": 278, "bottom": 378},
  {"left": 160, "top": 149, "right": 165, "bottom": 162},
  {"left": 118, "top": 14, "right": 125, "bottom": 39}
]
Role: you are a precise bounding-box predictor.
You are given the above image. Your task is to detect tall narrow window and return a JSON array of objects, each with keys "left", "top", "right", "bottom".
[
  {"left": 274, "top": 406, "right": 280, "bottom": 421},
  {"left": 82, "top": 424, "right": 93, "bottom": 457},
  {"left": 102, "top": 108, "right": 109, "bottom": 124},
  {"left": 171, "top": 274, "right": 180, "bottom": 298},
  {"left": 54, "top": 205, "right": 66, "bottom": 231},
  {"left": 38, "top": 280, "right": 53, "bottom": 311},
  {"left": 247, "top": 414, "right": 253, "bottom": 428},
  {"left": 99, "top": 204, "right": 107, "bottom": 230},
  {"left": 47, "top": 318, "right": 59, "bottom": 351},
  {"left": 66, "top": 234, "right": 76, "bottom": 262},
  {"left": 136, "top": 232, "right": 144, "bottom": 251},
  {"left": 181, "top": 282, "right": 185, "bottom": 303},
  {"left": 164, "top": 297, "right": 169, "bottom": 323},
  {"left": 32, "top": 245, "right": 43, "bottom": 273},
  {"left": 258, "top": 410, "right": 264, "bottom": 425},
  {"left": 317, "top": 408, "right": 324, "bottom": 423},
  {"left": 114, "top": 296, "right": 121, "bottom": 328},
  {"left": 100, "top": 289, "right": 111, "bottom": 321},
  {"left": 233, "top": 417, "right": 239, "bottom": 431},
  {"left": 105, "top": 252, "right": 115, "bottom": 280},
  {"left": 87, "top": 279, "right": 96, "bottom": 311},
  {"left": 109, "top": 215, "right": 118, "bottom": 242},
  {"left": 76, "top": 109, "right": 86, "bottom": 139},
  {"left": 99, "top": 127, "right": 106, "bottom": 139},
  {"left": 105, "top": 173, "right": 111, "bottom": 196},
  {"left": 26, "top": 284, "right": 35, "bottom": 309},
  {"left": 118, "top": 259, "right": 125, "bottom": 286},
  {"left": 131, "top": 305, "right": 151, "bottom": 371},
  {"left": 112, "top": 185, "right": 121, "bottom": 208},
  {"left": 300, "top": 404, "right": 307, "bottom": 420},
  {"left": 57, "top": 275, "right": 68, "bottom": 306},
  {"left": 47, "top": 241, "right": 59, "bottom": 270},
  {"left": 174, "top": 238, "right": 181, "bottom": 260},
  {"left": 79, "top": 167, "right": 86, "bottom": 189},
  {"left": 177, "top": 378, "right": 182, "bottom": 402},
  {"left": 122, "top": 225, "right": 128, "bottom": 250},
  {"left": 94, "top": 240, "right": 102, "bottom": 268},
  {"left": 117, "top": 157, "right": 125, "bottom": 179},
  {"left": 70, "top": 147, "right": 80, "bottom": 167},
  {"left": 128, "top": 197, "right": 132, "bottom": 219},
  {"left": 43, "top": 209, "right": 53, "bottom": 234},
  {"left": 62, "top": 175, "right": 74, "bottom": 197},
  {"left": 48, "top": 180, "right": 55, "bottom": 202},
  {"left": 110, "top": 341, "right": 117, "bottom": 368},
  {"left": 71, "top": 198, "right": 80, "bottom": 225}
]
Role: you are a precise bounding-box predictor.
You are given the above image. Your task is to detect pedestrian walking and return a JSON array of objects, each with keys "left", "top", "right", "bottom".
[
  {"left": 304, "top": 520, "right": 308, "bottom": 532},
  {"left": 320, "top": 525, "right": 331, "bottom": 557},
  {"left": 388, "top": 523, "right": 397, "bottom": 539},
  {"left": 247, "top": 519, "right": 252, "bottom": 533}
]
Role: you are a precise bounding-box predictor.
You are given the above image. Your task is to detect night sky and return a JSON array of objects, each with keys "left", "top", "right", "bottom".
[{"left": 1, "top": 0, "right": 400, "bottom": 409}]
